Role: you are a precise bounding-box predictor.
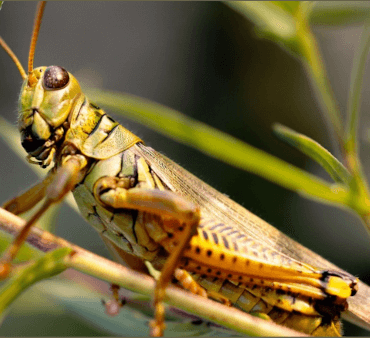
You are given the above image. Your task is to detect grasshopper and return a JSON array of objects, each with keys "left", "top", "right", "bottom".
[{"left": 0, "top": 2, "right": 368, "bottom": 336}]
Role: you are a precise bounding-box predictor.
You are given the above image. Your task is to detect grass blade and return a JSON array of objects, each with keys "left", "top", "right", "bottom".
[{"left": 273, "top": 123, "right": 352, "bottom": 185}]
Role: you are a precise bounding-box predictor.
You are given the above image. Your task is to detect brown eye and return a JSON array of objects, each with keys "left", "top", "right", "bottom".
[{"left": 43, "top": 66, "right": 69, "bottom": 90}]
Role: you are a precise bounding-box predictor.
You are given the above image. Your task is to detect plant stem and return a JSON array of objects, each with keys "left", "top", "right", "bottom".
[
  {"left": 346, "top": 22, "right": 370, "bottom": 155},
  {"left": 298, "top": 11, "right": 344, "bottom": 152}
]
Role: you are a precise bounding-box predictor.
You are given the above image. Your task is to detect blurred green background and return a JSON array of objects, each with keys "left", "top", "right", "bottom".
[{"left": 0, "top": 2, "right": 370, "bottom": 336}]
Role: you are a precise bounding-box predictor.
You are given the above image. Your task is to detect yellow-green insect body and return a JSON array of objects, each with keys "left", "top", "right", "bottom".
[{"left": 14, "top": 63, "right": 357, "bottom": 336}]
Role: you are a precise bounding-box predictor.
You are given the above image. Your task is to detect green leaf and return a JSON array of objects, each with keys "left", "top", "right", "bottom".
[
  {"left": 310, "top": 2, "right": 370, "bottom": 26},
  {"left": 0, "top": 247, "right": 72, "bottom": 319},
  {"left": 224, "top": 1, "right": 301, "bottom": 57},
  {"left": 273, "top": 123, "right": 352, "bottom": 185},
  {"left": 273, "top": 1, "right": 301, "bottom": 15}
]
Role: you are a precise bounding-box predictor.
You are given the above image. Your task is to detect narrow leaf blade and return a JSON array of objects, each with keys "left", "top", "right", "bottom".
[{"left": 273, "top": 123, "right": 352, "bottom": 185}]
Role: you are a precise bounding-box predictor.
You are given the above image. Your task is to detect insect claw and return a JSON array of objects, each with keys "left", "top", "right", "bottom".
[
  {"left": 26, "top": 154, "right": 40, "bottom": 165},
  {"left": 149, "top": 319, "right": 166, "bottom": 337},
  {"left": 104, "top": 298, "right": 124, "bottom": 317},
  {"left": 103, "top": 284, "right": 126, "bottom": 316}
]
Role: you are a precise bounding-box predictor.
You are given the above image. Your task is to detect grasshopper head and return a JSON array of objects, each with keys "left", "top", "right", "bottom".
[{"left": 18, "top": 65, "right": 82, "bottom": 168}]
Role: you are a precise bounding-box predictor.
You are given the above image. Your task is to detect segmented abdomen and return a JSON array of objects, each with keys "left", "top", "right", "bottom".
[{"left": 191, "top": 273, "right": 342, "bottom": 336}]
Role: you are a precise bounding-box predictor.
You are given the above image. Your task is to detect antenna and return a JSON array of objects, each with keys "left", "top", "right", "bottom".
[
  {"left": 28, "top": 1, "right": 47, "bottom": 85},
  {"left": 0, "top": 36, "right": 27, "bottom": 79}
]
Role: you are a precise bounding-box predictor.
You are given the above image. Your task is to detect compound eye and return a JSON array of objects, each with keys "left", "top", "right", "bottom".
[{"left": 43, "top": 66, "right": 69, "bottom": 90}]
